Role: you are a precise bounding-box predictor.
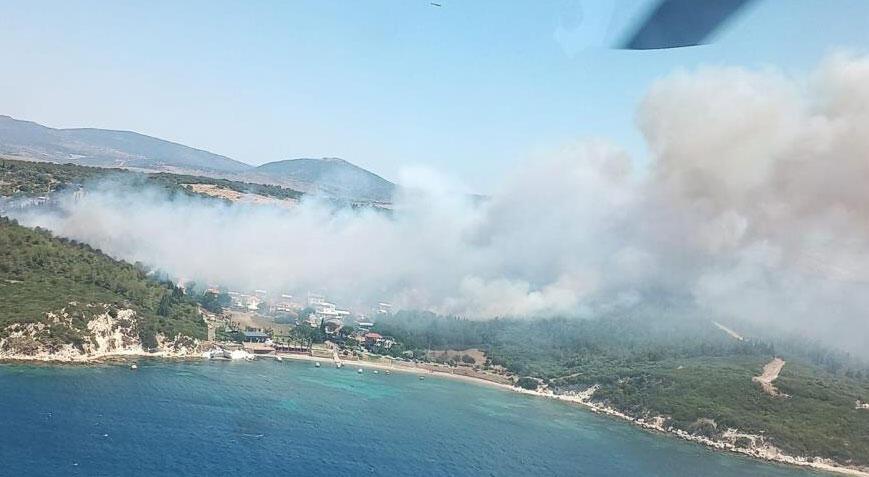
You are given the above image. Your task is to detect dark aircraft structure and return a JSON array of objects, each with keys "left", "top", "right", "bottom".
[{"left": 620, "top": 0, "right": 755, "bottom": 49}]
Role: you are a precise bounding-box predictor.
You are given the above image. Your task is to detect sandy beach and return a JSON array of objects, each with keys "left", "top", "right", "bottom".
[
  {"left": 2, "top": 350, "right": 866, "bottom": 477},
  {"left": 269, "top": 351, "right": 517, "bottom": 391},
  {"left": 267, "top": 352, "right": 868, "bottom": 476}
]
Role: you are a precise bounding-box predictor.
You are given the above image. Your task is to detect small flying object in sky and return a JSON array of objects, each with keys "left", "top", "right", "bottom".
[
  {"left": 430, "top": 2, "right": 442, "bottom": 7},
  {"left": 619, "top": 0, "right": 755, "bottom": 49}
]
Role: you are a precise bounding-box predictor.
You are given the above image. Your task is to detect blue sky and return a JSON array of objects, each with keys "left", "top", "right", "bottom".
[{"left": 1, "top": 0, "right": 868, "bottom": 191}]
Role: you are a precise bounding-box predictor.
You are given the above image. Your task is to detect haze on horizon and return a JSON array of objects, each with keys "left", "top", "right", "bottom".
[
  {"left": 3, "top": 0, "right": 869, "bottom": 191},
  {"left": 11, "top": 52, "right": 869, "bottom": 359},
  {"left": 6, "top": 5, "right": 869, "bottom": 476},
  {"left": 4, "top": 1, "right": 869, "bottom": 358}
]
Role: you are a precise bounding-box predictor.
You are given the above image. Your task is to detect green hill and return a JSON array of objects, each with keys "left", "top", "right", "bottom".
[
  {"left": 0, "top": 157, "right": 303, "bottom": 202},
  {"left": 0, "top": 216, "right": 205, "bottom": 353},
  {"left": 373, "top": 311, "right": 869, "bottom": 467},
  {"left": 1, "top": 116, "right": 396, "bottom": 203}
]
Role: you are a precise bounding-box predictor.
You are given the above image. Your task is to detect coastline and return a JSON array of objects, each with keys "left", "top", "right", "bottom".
[
  {"left": 2, "top": 351, "right": 866, "bottom": 477},
  {"left": 276, "top": 353, "right": 869, "bottom": 477},
  {"left": 0, "top": 349, "right": 202, "bottom": 364}
]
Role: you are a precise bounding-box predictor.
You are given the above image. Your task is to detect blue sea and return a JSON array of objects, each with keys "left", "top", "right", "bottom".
[{"left": 0, "top": 360, "right": 830, "bottom": 476}]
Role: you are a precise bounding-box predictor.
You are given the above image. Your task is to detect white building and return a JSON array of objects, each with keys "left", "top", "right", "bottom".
[
  {"left": 308, "top": 293, "right": 325, "bottom": 306},
  {"left": 314, "top": 302, "right": 350, "bottom": 320}
]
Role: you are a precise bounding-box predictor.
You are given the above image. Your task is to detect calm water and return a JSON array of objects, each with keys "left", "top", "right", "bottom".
[{"left": 0, "top": 360, "right": 829, "bottom": 477}]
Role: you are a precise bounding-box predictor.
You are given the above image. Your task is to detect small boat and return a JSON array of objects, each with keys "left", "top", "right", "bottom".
[
  {"left": 275, "top": 356, "right": 283, "bottom": 362},
  {"left": 130, "top": 364, "right": 138, "bottom": 370},
  {"left": 373, "top": 370, "right": 379, "bottom": 374},
  {"left": 385, "top": 370, "right": 390, "bottom": 375},
  {"left": 418, "top": 375, "right": 425, "bottom": 380},
  {"left": 315, "top": 362, "right": 321, "bottom": 368},
  {"left": 357, "top": 368, "right": 363, "bottom": 374},
  {"left": 336, "top": 362, "right": 343, "bottom": 368}
]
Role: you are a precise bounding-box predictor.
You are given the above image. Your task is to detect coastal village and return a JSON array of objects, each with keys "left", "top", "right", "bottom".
[
  {"left": 195, "top": 287, "right": 515, "bottom": 386},
  {"left": 176, "top": 289, "right": 869, "bottom": 477}
]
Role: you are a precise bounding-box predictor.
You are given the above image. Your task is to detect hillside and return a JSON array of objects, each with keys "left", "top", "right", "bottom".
[
  {"left": 0, "top": 217, "right": 206, "bottom": 359},
  {"left": 0, "top": 115, "right": 250, "bottom": 175},
  {"left": 372, "top": 311, "right": 869, "bottom": 468},
  {"left": 0, "top": 158, "right": 108, "bottom": 196},
  {"left": 0, "top": 116, "right": 397, "bottom": 203},
  {"left": 0, "top": 158, "right": 302, "bottom": 204},
  {"left": 252, "top": 157, "right": 396, "bottom": 203}
]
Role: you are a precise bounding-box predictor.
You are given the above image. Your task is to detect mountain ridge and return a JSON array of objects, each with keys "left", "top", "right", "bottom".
[
  {"left": 0, "top": 114, "right": 251, "bottom": 174},
  {"left": 250, "top": 157, "right": 395, "bottom": 203},
  {"left": 0, "top": 115, "right": 396, "bottom": 202}
]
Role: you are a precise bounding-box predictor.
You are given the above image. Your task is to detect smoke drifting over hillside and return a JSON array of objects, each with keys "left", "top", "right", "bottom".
[{"left": 14, "top": 54, "right": 869, "bottom": 354}]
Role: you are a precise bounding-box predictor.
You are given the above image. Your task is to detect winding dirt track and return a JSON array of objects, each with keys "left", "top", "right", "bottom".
[{"left": 753, "top": 358, "right": 786, "bottom": 396}]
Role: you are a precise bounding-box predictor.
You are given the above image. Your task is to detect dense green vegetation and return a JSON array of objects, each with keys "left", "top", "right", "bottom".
[
  {"left": 566, "top": 356, "right": 869, "bottom": 463},
  {"left": 199, "top": 290, "right": 232, "bottom": 314},
  {"left": 0, "top": 159, "right": 108, "bottom": 196},
  {"left": 373, "top": 310, "right": 869, "bottom": 466},
  {"left": 374, "top": 309, "right": 778, "bottom": 375},
  {"left": 148, "top": 172, "right": 303, "bottom": 200},
  {"left": 0, "top": 158, "right": 302, "bottom": 201},
  {"left": 3, "top": 157, "right": 866, "bottom": 465},
  {"left": 0, "top": 217, "right": 205, "bottom": 350}
]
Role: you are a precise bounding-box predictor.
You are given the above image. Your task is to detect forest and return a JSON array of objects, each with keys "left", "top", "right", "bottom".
[
  {"left": 373, "top": 309, "right": 869, "bottom": 465},
  {"left": 0, "top": 216, "right": 206, "bottom": 350},
  {"left": 0, "top": 158, "right": 302, "bottom": 201}
]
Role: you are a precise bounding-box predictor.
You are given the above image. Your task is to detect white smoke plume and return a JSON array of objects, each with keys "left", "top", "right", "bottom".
[{"left": 13, "top": 53, "right": 869, "bottom": 354}]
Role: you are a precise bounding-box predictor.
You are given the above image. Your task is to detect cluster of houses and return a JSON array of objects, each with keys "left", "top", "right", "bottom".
[
  {"left": 306, "top": 294, "right": 351, "bottom": 328},
  {"left": 219, "top": 290, "right": 384, "bottom": 323},
  {"left": 224, "top": 289, "right": 275, "bottom": 312},
  {"left": 353, "top": 331, "right": 396, "bottom": 351},
  {"left": 303, "top": 296, "right": 397, "bottom": 351},
  {"left": 201, "top": 286, "right": 392, "bottom": 325},
  {"left": 230, "top": 317, "right": 396, "bottom": 358},
  {"left": 201, "top": 287, "right": 397, "bottom": 355}
]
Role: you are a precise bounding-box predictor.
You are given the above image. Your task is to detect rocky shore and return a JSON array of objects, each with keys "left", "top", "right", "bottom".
[
  {"left": 533, "top": 386, "right": 869, "bottom": 477},
  {"left": 2, "top": 342, "right": 866, "bottom": 476},
  {"left": 0, "top": 304, "right": 202, "bottom": 362},
  {"left": 270, "top": 352, "right": 869, "bottom": 476}
]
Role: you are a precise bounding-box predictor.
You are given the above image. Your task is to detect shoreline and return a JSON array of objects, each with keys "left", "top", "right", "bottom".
[
  {"left": 2, "top": 352, "right": 866, "bottom": 476},
  {"left": 0, "top": 350, "right": 202, "bottom": 364},
  {"left": 258, "top": 353, "right": 869, "bottom": 477}
]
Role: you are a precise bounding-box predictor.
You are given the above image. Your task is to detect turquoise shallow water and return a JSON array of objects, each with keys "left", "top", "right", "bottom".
[{"left": 0, "top": 359, "right": 830, "bottom": 476}]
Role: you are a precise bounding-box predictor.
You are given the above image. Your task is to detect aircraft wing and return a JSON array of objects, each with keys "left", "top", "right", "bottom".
[{"left": 620, "top": 0, "right": 754, "bottom": 49}]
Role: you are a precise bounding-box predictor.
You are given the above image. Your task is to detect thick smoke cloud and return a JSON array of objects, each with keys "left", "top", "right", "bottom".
[
  {"left": 636, "top": 53, "right": 869, "bottom": 354},
  {"left": 13, "top": 54, "right": 869, "bottom": 354}
]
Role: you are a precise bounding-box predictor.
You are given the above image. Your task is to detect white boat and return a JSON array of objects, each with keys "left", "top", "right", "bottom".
[
  {"left": 315, "top": 362, "right": 321, "bottom": 368},
  {"left": 336, "top": 362, "right": 343, "bottom": 368},
  {"left": 385, "top": 370, "right": 390, "bottom": 375},
  {"left": 130, "top": 364, "right": 138, "bottom": 370},
  {"left": 373, "top": 370, "right": 379, "bottom": 374},
  {"left": 357, "top": 368, "right": 363, "bottom": 374},
  {"left": 275, "top": 355, "right": 283, "bottom": 362}
]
